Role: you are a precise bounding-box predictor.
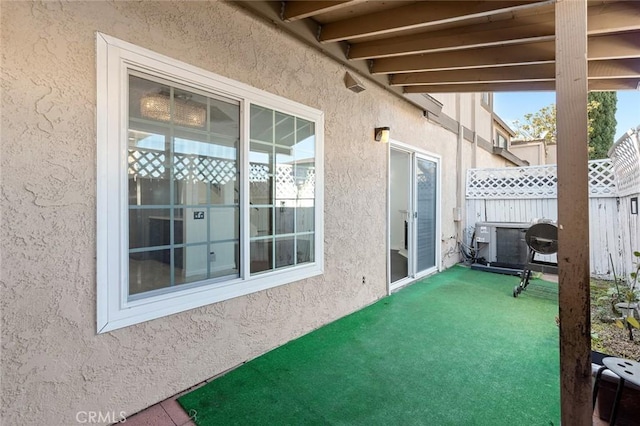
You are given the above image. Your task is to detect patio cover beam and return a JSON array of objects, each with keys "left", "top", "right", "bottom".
[
  {"left": 348, "top": 12, "right": 555, "bottom": 60},
  {"left": 390, "top": 63, "right": 556, "bottom": 86},
  {"left": 282, "top": 1, "right": 355, "bottom": 22},
  {"left": 588, "top": 58, "right": 640, "bottom": 80},
  {"left": 587, "top": 0, "right": 640, "bottom": 35},
  {"left": 371, "top": 41, "right": 556, "bottom": 74},
  {"left": 319, "top": 1, "right": 546, "bottom": 43},
  {"left": 403, "top": 81, "right": 556, "bottom": 93},
  {"left": 555, "top": 0, "right": 591, "bottom": 424},
  {"left": 401, "top": 77, "right": 639, "bottom": 93},
  {"left": 588, "top": 31, "right": 640, "bottom": 60},
  {"left": 347, "top": 1, "right": 639, "bottom": 60},
  {"left": 392, "top": 58, "right": 638, "bottom": 87},
  {"left": 371, "top": 31, "right": 640, "bottom": 75}
]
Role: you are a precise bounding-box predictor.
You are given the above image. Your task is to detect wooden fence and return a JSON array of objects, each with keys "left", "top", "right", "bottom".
[{"left": 465, "top": 127, "right": 640, "bottom": 279}]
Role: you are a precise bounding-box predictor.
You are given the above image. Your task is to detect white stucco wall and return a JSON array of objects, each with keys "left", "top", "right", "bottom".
[{"left": 2, "top": 2, "right": 465, "bottom": 424}]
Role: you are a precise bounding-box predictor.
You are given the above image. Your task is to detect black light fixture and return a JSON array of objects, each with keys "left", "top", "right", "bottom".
[{"left": 374, "top": 127, "right": 390, "bottom": 143}]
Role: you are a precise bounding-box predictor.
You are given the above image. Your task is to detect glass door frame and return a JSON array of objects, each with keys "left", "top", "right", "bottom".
[{"left": 387, "top": 141, "right": 441, "bottom": 294}]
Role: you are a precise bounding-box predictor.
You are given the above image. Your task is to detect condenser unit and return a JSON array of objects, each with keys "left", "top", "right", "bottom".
[{"left": 473, "top": 221, "right": 531, "bottom": 271}]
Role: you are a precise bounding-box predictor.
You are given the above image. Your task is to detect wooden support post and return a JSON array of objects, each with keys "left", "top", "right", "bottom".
[{"left": 555, "top": 0, "right": 592, "bottom": 424}]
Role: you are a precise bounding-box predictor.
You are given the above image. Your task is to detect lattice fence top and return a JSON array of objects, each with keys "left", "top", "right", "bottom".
[
  {"left": 466, "top": 159, "right": 617, "bottom": 199},
  {"left": 609, "top": 127, "right": 640, "bottom": 197},
  {"left": 588, "top": 159, "right": 617, "bottom": 197}
]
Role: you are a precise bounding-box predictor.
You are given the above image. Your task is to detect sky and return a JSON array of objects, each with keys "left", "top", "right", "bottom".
[{"left": 493, "top": 91, "right": 640, "bottom": 141}]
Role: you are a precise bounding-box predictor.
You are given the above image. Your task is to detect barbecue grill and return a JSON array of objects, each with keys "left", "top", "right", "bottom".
[{"left": 513, "top": 221, "right": 559, "bottom": 298}]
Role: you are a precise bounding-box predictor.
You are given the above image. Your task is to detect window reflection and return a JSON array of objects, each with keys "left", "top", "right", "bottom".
[
  {"left": 249, "top": 105, "right": 316, "bottom": 273},
  {"left": 127, "top": 73, "right": 240, "bottom": 297}
]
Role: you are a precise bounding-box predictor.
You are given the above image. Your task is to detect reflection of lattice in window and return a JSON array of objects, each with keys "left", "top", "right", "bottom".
[
  {"left": 249, "top": 164, "right": 270, "bottom": 182},
  {"left": 610, "top": 132, "right": 640, "bottom": 197},
  {"left": 128, "top": 150, "right": 167, "bottom": 179},
  {"left": 275, "top": 165, "right": 315, "bottom": 199},
  {"left": 276, "top": 165, "right": 297, "bottom": 199},
  {"left": 173, "top": 154, "right": 236, "bottom": 185},
  {"left": 298, "top": 169, "right": 315, "bottom": 199},
  {"left": 417, "top": 172, "right": 436, "bottom": 194},
  {"left": 129, "top": 149, "right": 316, "bottom": 200},
  {"left": 129, "top": 149, "right": 238, "bottom": 185}
]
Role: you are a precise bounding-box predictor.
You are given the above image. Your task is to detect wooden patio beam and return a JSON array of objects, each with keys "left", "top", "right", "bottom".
[
  {"left": 587, "top": 0, "right": 640, "bottom": 35},
  {"left": 319, "top": 1, "right": 548, "bottom": 43},
  {"left": 348, "top": 13, "right": 556, "bottom": 59},
  {"left": 371, "top": 41, "right": 555, "bottom": 74},
  {"left": 588, "top": 58, "right": 640, "bottom": 79},
  {"left": 400, "top": 78, "right": 640, "bottom": 93},
  {"left": 403, "top": 81, "right": 556, "bottom": 93},
  {"left": 588, "top": 31, "right": 640, "bottom": 60},
  {"left": 588, "top": 78, "right": 640, "bottom": 91},
  {"left": 372, "top": 32, "right": 640, "bottom": 75},
  {"left": 390, "top": 63, "right": 555, "bottom": 86},
  {"left": 282, "top": 1, "right": 356, "bottom": 22},
  {"left": 555, "top": 0, "right": 592, "bottom": 424}
]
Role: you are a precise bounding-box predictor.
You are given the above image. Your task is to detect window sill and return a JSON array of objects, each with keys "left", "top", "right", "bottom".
[{"left": 98, "top": 262, "right": 323, "bottom": 333}]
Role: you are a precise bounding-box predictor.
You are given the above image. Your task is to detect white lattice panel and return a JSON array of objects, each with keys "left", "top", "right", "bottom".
[
  {"left": 467, "top": 160, "right": 617, "bottom": 199},
  {"left": 466, "top": 165, "right": 558, "bottom": 199},
  {"left": 609, "top": 128, "right": 640, "bottom": 197},
  {"left": 588, "top": 159, "right": 617, "bottom": 196}
]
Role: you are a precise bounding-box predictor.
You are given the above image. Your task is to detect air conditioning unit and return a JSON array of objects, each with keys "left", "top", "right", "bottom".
[{"left": 474, "top": 221, "right": 531, "bottom": 269}]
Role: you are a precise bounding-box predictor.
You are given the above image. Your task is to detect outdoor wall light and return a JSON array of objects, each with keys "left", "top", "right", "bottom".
[
  {"left": 374, "top": 127, "right": 390, "bottom": 143},
  {"left": 344, "top": 71, "right": 366, "bottom": 93}
]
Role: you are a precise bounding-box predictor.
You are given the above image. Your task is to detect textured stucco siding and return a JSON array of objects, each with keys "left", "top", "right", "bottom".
[
  {"left": 475, "top": 105, "right": 492, "bottom": 144},
  {"left": 476, "top": 148, "right": 514, "bottom": 168},
  {"left": 510, "top": 143, "right": 545, "bottom": 166},
  {"left": 2, "top": 1, "right": 462, "bottom": 424}
]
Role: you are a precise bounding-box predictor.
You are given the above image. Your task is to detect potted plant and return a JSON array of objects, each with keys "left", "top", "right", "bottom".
[
  {"left": 593, "top": 251, "right": 640, "bottom": 424},
  {"left": 612, "top": 251, "right": 640, "bottom": 340}
]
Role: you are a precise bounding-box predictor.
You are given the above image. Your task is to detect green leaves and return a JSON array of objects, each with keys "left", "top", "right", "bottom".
[
  {"left": 512, "top": 95, "right": 615, "bottom": 160},
  {"left": 587, "top": 92, "right": 617, "bottom": 160}
]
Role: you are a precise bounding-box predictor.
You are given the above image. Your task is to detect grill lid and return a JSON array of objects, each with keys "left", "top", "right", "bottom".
[{"left": 525, "top": 223, "right": 558, "bottom": 255}]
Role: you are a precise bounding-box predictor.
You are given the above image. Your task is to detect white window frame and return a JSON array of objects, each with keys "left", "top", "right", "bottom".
[{"left": 96, "top": 33, "right": 324, "bottom": 333}]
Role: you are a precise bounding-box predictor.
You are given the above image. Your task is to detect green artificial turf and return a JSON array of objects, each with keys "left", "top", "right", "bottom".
[{"left": 179, "top": 265, "right": 560, "bottom": 425}]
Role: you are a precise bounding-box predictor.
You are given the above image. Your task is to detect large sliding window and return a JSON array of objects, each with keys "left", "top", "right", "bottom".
[{"left": 97, "top": 34, "right": 323, "bottom": 333}]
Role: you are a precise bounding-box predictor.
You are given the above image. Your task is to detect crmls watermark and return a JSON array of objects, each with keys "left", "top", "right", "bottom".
[{"left": 75, "top": 411, "right": 126, "bottom": 424}]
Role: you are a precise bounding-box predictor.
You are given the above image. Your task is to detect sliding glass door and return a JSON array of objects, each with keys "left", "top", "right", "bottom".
[
  {"left": 390, "top": 149, "right": 411, "bottom": 284},
  {"left": 389, "top": 147, "right": 439, "bottom": 290},
  {"left": 415, "top": 155, "right": 437, "bottom": 275}
]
